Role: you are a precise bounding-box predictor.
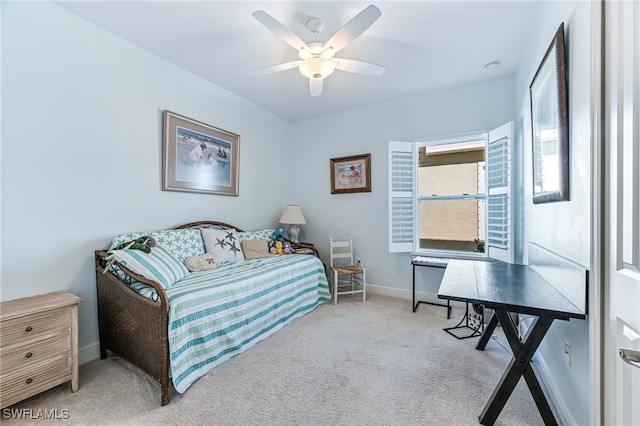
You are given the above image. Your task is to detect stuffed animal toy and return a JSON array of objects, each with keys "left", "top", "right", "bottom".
[
  {"left": 268, "top": 230, "right": 285, "bottom": 255},
  {"left": 102, "top": 236, "right": 157, "bottom": 273},
  {"left": 268, "top": 230, "right": 293, "bottom": 255},
  {"left": 111, "top": 236, "right": 157, "bottom": 253},
  {"left": 282, "top": 241, "right": 294, "bottom": 254}
]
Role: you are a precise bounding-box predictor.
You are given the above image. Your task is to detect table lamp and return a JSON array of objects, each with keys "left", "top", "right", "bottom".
[{"left": 279, "top": 204, "right": 307, "bottom": 243}]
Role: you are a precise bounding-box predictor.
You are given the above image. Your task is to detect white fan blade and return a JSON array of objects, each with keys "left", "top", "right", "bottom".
[
  {"left": 309, "top": 78, "right": 323, "bottom": 97},
  {"left": 322, "top": 5, "right": 381, "bottom": 55},
  {"left": 252, "top": 10, "right": 310, "bottom": 52},
  {"left": 249, "top": 61, "right": 302, "bottom": 76},
  {"left": 333, "top": 58, "right": 385, "bottom": 76}
]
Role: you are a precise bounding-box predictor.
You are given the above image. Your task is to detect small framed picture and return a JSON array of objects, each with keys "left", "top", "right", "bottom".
[
  {"left": 163, "top": 111, "right": 239, "bottom": 195},
  {"left": 330, "top": 153, "right": 371, "bottom": 194}
]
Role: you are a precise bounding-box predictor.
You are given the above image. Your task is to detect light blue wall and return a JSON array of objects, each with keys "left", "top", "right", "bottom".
[
  {"left": 289, "top": 76, "right": 515, "bottom": 298},
  {"left": 1, "top": 2, "right": 293, "bottom": 349},
  {"left": 514, "top": 2, "right": 592, "bottom": 425},
  {"left": 2, "top": 0, "right": 516, "bottom": 346},
  {"left": 2, "top": 3, "right": 592, "bottom": 423}
]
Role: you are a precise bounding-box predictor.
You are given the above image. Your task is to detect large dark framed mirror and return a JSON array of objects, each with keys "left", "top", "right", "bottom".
[{"left": 530, "top": 23, "right": 569, "bottom": 204}]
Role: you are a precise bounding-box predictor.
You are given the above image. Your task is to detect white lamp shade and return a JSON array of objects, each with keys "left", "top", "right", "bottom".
[{"left": 279, "top": 204, "right": 307, "bottom": 225}]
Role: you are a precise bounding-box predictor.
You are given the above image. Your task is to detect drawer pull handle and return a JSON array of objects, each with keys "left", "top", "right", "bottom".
[
  {"left": 25, "top": 326, "right": 33, "bottom": 332},
  {"left": 25, "top": 378, "right": 33, "bottom": 384},
  {"left": 25, "top": 352, "right": 33, "bottom": 358}
]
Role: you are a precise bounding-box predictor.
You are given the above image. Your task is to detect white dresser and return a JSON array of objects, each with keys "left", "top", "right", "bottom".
[{"left": 0, "top": 291, "right": 82, "bottom": 408}]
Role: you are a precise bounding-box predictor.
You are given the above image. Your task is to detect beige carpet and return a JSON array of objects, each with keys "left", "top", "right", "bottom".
[{"left": 2, "top": 294, "right": 544, "bottom": 425}]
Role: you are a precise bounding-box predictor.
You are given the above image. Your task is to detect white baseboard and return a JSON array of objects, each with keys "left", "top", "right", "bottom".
[
  {"left": 365, "top": 283, "right": 412, "bottom": 300},
  {"left": 365, "top": 283, "right": 464, "bottom": 308},
  {"left": 532, "top": 353, "right": 575, "bottom": 426},
  {"left": 78, "top": 342, "right": 101, "bottom": 365}
]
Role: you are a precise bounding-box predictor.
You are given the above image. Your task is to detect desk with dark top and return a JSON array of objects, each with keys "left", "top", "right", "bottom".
[{"left": 437, "top": 259, "right": 587, "bottom": 426}]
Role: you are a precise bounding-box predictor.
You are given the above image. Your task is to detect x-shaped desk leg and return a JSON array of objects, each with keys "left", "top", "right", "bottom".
[{"left": 477, "top": 309, "right": 558, "bottom": 426}]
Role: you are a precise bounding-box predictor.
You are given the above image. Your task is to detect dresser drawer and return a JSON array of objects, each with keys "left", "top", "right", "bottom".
[
  {"left": 0, "top": 291, "right": 81, "bottom": 409},
  {"left": 0, "top": 356, "right": 70, "bottom": 409},
  {"left": 0, "top": 307, "right": 70, "bottom": 349},
  {"left": 0, "top": 335, "right": 70, "bottom": 376}
]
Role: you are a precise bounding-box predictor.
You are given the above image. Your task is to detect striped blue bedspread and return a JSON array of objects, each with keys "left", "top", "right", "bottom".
[{"left": 165, "top": 254, "right": 330, "bottom": 393}]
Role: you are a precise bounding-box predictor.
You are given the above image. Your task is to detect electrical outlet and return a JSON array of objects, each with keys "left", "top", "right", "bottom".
[
  {"left": 356, "top": 258, "right": 362, "bottom": 267},
  {"left": 564, "top": 340, "right": 572, "bottom": 365}
]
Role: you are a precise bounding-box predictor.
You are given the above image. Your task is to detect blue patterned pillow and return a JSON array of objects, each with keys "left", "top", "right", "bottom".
[
  {"left": 237, "top": 229, "right": 275, "bottom": 241},
  {"left": 149, "top": 229, "right": 204, "bottom": 262},
  {"left": 110, "top": 245, "right": 189, "bottom": 289},
  {"left": 109, "top": 232, "right": 148, "bottom": 249},
  {"left": 110, "top": 229, "right": 204, "bottom": 262}
]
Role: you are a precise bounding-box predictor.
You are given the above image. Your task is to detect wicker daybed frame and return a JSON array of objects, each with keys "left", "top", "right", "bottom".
[{"left": 94, "top": 221, "right": 320, "bottom": 406}]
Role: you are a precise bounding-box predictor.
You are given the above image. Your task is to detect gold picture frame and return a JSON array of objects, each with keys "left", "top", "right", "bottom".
[
  {"left": 162, "top": 110, "right": 239, "bottom": 196},
  {"left": 330, "top": 153, "right": 371, "bottom": 194}
]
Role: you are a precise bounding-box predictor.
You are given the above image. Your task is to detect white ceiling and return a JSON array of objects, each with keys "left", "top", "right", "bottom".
[{"left": 56, "top": 1, "right": 542, "bottom": 122}]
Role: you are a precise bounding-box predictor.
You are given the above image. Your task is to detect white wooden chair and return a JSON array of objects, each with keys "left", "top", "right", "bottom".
[{"left": 329, "top": 237, "right": 366, "bottom": 304}]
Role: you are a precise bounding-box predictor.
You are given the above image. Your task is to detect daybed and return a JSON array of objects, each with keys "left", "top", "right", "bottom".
[{"left": 94, "top": 221, "right": 330, "bottom": 405}]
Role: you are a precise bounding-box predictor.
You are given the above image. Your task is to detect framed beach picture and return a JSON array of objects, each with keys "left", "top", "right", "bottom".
[
  {"left": 163, "top": 110, "right": 239, "bottom": 196},
  {"left": 330, "top": 153, "right": 371, "bottom": 194}
]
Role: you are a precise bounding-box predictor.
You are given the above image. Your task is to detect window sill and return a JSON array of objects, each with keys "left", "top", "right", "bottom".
[{"left": 410, "top": 250, "right": 488, "bottom": 261}]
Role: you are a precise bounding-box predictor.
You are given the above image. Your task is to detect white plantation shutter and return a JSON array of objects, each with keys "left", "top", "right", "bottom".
[
  {"left": 388, "top": 141, "right": 415, "bottom": 252},
  {"left": 486, "top": 122, "right": 514, "bottom": 263}
]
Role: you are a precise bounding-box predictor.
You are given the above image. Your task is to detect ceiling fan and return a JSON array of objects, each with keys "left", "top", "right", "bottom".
[{"left": 251, "top": 4, "right": 385, "bottom": 97}]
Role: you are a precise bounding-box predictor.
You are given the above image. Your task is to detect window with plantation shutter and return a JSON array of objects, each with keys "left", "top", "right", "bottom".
[
  {"left": 486, "top": 122, "right": 514, "bottom": 263},
  {"left": 388, "top": 141, "right": 415, "bottom": 252},
  {"left": 387, "top": 122, "right": 514, "bottom": 262}
]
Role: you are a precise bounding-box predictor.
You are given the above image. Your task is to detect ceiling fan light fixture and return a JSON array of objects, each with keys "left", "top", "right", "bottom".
[
  {"left": 298, "top": 48, "right": 313, "bottom": 60},
  {"left": 252, "top": 5, "right": 385, "bottom": 97},
  {"left": 299, "top": 57, "right": 336, "bottom": 80},
  {"left": 320, "top": 47, "right": 335, "bottom": 59}
]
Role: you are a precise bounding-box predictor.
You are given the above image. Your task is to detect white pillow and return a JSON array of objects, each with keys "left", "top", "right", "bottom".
[
  {"left": 201, "top": 228, "right": 245, "bottom": 265},
  {"left": 110, "top": 245, "right": 189, "bottom": 289}
]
